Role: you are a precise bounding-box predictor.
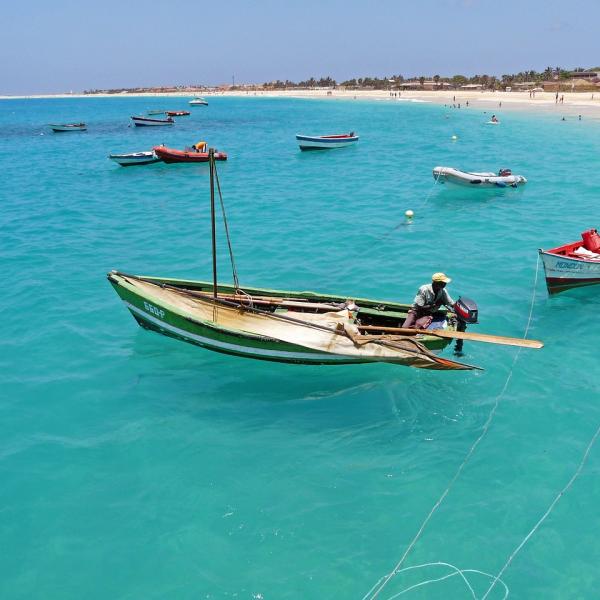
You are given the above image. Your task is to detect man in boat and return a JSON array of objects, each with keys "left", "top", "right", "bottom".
[
  {"left": 402, "top": 272, "right": 455, "bottom": 329},
  {"left": 193, "top": 141, "right": 207, "bottom": 153}
]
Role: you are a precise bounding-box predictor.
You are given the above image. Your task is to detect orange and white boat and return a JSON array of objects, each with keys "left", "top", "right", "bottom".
[{"left": 153, "top": 144, "right": 227, "bottom": 163}]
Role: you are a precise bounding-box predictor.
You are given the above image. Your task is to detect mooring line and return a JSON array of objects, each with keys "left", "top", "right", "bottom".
[
  {"left": 481, "top": 421, "right": 600, "bottom": 599},
  {"left": 380, "top": 170, "right": 442, "bottom": 241},
  {"left": 363, "top": 562, "right": 509, "bottom": 600},
  {"left": 386, "top": 563, "right": 510, "bottom": 600},
  {"left": 362, "top": 256, "right": 541, "bottom": 600}
]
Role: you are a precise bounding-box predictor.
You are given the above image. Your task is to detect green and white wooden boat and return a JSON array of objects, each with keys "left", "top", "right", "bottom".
[
  {"left": 108, "top": 150, "right": 542, "bottom": 371},
  {"left": 107, "top": 271, "right": 473, "bottom": 369}
]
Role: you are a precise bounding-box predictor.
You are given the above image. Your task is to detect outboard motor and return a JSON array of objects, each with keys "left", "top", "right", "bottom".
[{"left": 454, "top": 296, "right": 478, "bottom": 355}]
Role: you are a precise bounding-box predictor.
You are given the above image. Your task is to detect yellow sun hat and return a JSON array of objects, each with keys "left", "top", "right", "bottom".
[{"left": 432, "top": 272, "right": 451, "bottom": 283}]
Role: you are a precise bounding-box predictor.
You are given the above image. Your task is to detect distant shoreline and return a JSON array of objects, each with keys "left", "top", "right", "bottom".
[{"left": 3, "top": 88, "right": 600, "bottom": 119}]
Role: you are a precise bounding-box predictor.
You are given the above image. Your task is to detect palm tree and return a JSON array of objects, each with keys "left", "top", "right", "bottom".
[{"left": 419, "top": 76, "right": 425, "bottom": 88}]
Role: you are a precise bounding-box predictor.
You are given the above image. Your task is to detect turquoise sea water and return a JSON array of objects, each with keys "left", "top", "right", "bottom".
[{"left": 1, "top": 96, "right": 600, "bottom": 599}]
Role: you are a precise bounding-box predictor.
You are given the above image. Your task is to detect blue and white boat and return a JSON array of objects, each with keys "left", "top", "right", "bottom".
[
  {"left": 131, "top": 115, "right": 174, "bottom": 127},
  {"left": 108, "top": 151, "right": 161, "bottom": 167},
  {"left": 296, "top": 132, "right": 359, "bottom": 150}
]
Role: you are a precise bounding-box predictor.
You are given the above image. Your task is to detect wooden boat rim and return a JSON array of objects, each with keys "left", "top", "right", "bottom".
[
  {"left": 116, "top": 271, "right": 426, "bottom": 313},
  {"left": 108, "top": 270, "right": 451, "bottom": 345}
]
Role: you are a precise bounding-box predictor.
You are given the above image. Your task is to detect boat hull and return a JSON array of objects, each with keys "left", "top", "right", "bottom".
[
  {"left": 108, "top": 152, "right": 161, "bottom": 167},
  {"left": 433, "top": 167, "right": 527, "bottom": 188},
  {"left": 131, "top": 116, "right": 174, "bottom": 127},
  {"left": 539, "top": 249, "right": 600, "bottom": 294},
  {"left": 153, "top": 146, "right": 227, "bottom": 163},
  {"left": 49, "top": 124, "right": 86, "bottom": 132},
  {"left": 296, "top": 134, "right": 359, "bottom": 151},
  {"left": 189, "top": 99, "right": 208, "bottom": 106},
  {"left": 108, "top": 272, "right": 454, "bottom": 365}
]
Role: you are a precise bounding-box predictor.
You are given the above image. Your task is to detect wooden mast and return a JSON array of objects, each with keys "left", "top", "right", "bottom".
[{"left": 209, "top": 148, "right": 217, "bottom": 300}]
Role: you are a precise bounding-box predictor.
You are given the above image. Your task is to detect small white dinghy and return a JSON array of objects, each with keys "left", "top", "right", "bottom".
[
  {"left": 108, "top": 151, "right": 161, "bottom": 167},
  {"left": 433, "top": 166, "right": 527, "bottom": 188}
]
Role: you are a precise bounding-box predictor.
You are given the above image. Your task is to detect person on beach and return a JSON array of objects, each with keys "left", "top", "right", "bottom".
[{"left": 402, "top": 273, "right": 455, "bottom": 329}]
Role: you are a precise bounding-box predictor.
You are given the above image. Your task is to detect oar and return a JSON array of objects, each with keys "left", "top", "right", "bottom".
[{"left": 357, "top": 325, "right": 543, "bottom": 349}]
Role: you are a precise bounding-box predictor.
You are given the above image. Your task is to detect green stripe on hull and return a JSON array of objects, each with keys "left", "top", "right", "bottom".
[{"left": 112, "top": 282, "right": 370, "bottom": 364}]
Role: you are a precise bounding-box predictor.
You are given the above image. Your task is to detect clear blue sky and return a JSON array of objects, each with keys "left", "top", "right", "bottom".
[{"left": 1, "top": 0, "right": 598, "bottom": 94}]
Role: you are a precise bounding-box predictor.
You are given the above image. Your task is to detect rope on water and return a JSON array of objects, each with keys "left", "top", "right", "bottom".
[
  {"left": 362, "top": 255, "right": 541, "bottom": 600},
  {"left": 481, "top": 421, "right": 600, "bottom": 599},
  {"left": 419, "top": 168, "right": 443, "bottom": 210},
  {"left": 377, "top": 170, "right": 443, "bottom": 244},
  {"left": 362, "top": 563, "right": 509, "bottom": 600},
  {"left": 387, "top": 563, "right": 509, "bottom": 600}
]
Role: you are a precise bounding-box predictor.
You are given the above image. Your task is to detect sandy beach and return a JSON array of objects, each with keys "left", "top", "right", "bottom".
[
  {"left": 227, "top": 88, "right": 600, "bottom": 119},
  {"left": 3, "top": 88, "right": 600, "bottom": 120}
]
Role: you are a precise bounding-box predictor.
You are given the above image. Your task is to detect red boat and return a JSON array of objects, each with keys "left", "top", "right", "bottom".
[
  {"left": 539, "top": 228, "right": 600, "bottom": 294},
  {"left": 165, "top": 110, "right": 191, "bottom": 117},
  {"left": 153, "top": 145, "right": 228, "bottom": 163}
]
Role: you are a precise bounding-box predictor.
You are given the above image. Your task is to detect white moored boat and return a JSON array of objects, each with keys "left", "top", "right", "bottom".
[
  {"left": 130, "top": 115, "right": 174, "bottom": 127},
  {"left": 189, "top": 97, "right": 208, "bottom": 106},
  {"left": 296, "top": 132, "right": 359, "bottom": 150},
  {"left": 433, "top": 166, "right": 527, "bottom": 188},
  {"left": 108, "top": 151, "right": 161, "bottom": 167},
  {"left": 539, "top": 228, "right": 600, "bottom": 294}
]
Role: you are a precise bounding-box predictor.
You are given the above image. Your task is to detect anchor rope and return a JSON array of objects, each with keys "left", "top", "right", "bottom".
[
  {"left": 481, "top": 420, "right": 600, "bottom": 599},
  {"left": 362, "top": 255, "right": 541, "bottom": 600},
  {"left": 419, "top": 168, "right": 443, "bottom": 209},
  {"left": 374, "top": 170, "right": 442, "bottom": 247},
  {"left": 386, "top": 563, "right": 509, "bottom": 600}
]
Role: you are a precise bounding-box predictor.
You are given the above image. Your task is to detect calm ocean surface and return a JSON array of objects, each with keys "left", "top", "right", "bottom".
[{"left": 1, "top": 96, "right": 599, "bottom": 599}]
